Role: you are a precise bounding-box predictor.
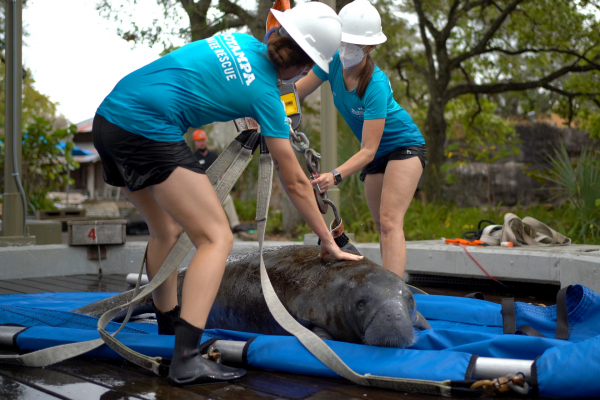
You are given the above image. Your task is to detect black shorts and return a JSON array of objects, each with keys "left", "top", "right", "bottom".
[
  {"left": 92, "top": 114, "right": 205, "bottom": 191},
  {"left": 359, "top": 144, "right": 426, "bottom": 182}
]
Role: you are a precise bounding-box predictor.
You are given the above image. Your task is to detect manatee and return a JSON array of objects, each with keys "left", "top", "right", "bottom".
[{"left": 74, "top": 245, "right": 430, "bottom": 348}]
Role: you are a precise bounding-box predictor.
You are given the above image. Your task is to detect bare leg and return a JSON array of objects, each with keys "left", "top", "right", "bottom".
[
  {"left": 149, "top": 167, "right": 233, "bottom": 328},
  {"left": 379, "top": 157, "right": 423, "bottom": 277},
  {"left": 122, "top": 187, "right": 181, "bottom": 312},
  {"left": 364, "top": 173, "right": 384, "bottom": 259}
]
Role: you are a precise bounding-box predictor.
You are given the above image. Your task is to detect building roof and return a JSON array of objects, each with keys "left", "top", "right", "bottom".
[{"left": 76, "top": 117, "right": 94, "bottom": 133}]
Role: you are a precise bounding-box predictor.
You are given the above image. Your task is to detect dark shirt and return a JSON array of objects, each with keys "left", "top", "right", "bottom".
[{"left": 194, "top": 149, "right": 219, "bottom": 170}]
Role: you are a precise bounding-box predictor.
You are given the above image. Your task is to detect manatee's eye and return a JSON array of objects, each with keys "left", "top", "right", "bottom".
[{"left": 356, "top": 301, "right": 365, "bottom": 311}]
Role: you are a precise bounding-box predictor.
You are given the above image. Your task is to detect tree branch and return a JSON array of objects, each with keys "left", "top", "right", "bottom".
[
  {"left": 397, "top": 55, "right": 429, "bottom": 77},
  {"left": 441, "top": 0, "right": 461, "bottom": 42},
  {"left": 446, "top": 61, "right": 600, "bottom": 100},
  {"left": 480, "top": 47, "right": 600, "bottom": 68},
  {"left": 460, "top": 0, "right": 493, "bottom": 14},
  {"left": 449, "top": 0, "right": 526, "bottom": 68},
  {"left": 412, "top": 0, "right": 437, "bottom": 77},
  {"left": 218, "top": 0, "right": 254, "bottom": 24},
  {"left": 205, "top": 17, "right": 246, "bottom": 37},
  {"left": 413, "top": 0, "right": 441, "bottom": 40},
  {"left": 458, "top": 65, "right": 482, "bottom": 124},
  {"left": 396, "top": 65, "right": 421, "bottom": 106}
]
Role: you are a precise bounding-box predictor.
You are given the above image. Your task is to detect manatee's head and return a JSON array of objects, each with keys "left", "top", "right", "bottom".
[{"left": 344, "top": 268, "right": 418, "bottom": 348}]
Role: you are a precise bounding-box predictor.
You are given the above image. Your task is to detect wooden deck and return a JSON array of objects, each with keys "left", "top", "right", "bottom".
[{"left": 0, "top": 274, "right": 552, "bottom": 400}]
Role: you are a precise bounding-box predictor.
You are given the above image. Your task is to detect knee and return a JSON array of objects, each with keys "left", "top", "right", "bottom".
[
  {"left": 189, "top": 224, "right": 234, "bottom": 252},
  {"left": 379, "top": 216, "right": 404, "bottom": 238},
  {"left": 149, "top": 221, "right": 182, "bottom": 244},
  {"left": 373, "top": 220, "right": 382, "bottom": 235}
]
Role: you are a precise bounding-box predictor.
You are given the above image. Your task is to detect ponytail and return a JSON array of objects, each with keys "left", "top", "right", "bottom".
[
  {"left": 267, "top": 35, "right": 313, "bottom": 70},
  {"left": 356, "top": 53, "right": 374, "bottom": 99}
]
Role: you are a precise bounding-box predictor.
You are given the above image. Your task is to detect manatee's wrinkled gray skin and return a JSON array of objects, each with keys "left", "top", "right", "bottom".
[{"left": 74, "top": 245, "right": 430, "bottom": 348}]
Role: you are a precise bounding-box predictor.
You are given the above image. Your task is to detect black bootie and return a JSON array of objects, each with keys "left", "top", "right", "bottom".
[
  {"left": 153, "top": 304, "right": 180, "bottom": 335},
  {"left": 168, "top": 317, "right": 246, "bottom": 386}
]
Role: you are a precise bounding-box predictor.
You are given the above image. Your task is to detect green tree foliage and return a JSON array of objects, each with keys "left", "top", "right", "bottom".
[
  {"left": 374, "top": 0, "right": 600, "bottom": 201},
  {"left": 0, "top": 118, "right": 78, "bottom": 210},
  {"left": 95, "top": 0, "right": 275, "bottom": 46},
  {"left": 0, "top": 63, "right": 57, "bottom": 128}
]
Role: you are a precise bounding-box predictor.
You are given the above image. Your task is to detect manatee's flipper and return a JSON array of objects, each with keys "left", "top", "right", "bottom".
[
  {"left": 414, "top": 311, "right": 431, "bottom": 330},
  {"left": 407, "top": 284, "right": 428, "bottom": 295},
  {"left": 312, "top": 326, "right": 334, "bottom": 340}
]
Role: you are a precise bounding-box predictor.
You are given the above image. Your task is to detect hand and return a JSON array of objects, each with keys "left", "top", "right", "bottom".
[
  {"left": 310, "top": 173, "right": 335, "bottom": 194},
  {"left": 319, "top": 238, "right": 364, "bottom": 261}
]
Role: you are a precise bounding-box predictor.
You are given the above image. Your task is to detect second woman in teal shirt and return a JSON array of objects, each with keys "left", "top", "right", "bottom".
[{"left": 297, "top": 0, "right": 426, "bottom": 279}]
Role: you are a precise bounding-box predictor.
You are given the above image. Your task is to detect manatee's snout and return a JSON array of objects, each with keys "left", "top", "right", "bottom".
[{"left": 363, "top": 301, "right": 415, "bottom": 348}]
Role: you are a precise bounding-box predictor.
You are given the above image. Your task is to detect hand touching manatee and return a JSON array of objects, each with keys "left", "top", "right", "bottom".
[{"left": 319, "top": 238, "right": 364, "bottom": 261}]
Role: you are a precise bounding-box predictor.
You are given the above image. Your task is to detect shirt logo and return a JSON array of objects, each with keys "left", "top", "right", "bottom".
[
  {"left": 351, "top": 107, "right": 364, "bottom": 116},
  {"left": 199, "top": 159, "right": 206, "bottom": 165},
  {"left": 208, "top": 35, "right": 256, "bottom": 86}
]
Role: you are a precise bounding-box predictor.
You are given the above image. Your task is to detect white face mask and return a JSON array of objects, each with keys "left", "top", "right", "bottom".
[
  {"left": 281, "top": 65, "right": 313, "bottom": 84},
  {"left": 339, "top": 43, "right": 366, "bottom": 69}
]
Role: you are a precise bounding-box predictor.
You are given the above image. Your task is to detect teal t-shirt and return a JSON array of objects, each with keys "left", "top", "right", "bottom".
[
  {"left": 313, "top": 52, "right": 424, "bottom": 159},
  {"left": 97, "top": 33, "right": 289, "bottom": 142}
]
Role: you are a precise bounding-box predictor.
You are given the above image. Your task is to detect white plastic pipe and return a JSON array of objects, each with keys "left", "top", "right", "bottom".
[{"left": 126, "top": 273, "right": 149, "bottom": 286}]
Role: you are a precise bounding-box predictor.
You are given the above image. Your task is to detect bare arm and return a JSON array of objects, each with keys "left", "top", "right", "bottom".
[
  {"left": 296, "top": 70, "right": 324, "bottom": 100},
  {"left": 264, "top": 136, "right": 362, "bottom": 261},
  {"left": 311, "top": 118, "right": 385, "bottom": 193}
]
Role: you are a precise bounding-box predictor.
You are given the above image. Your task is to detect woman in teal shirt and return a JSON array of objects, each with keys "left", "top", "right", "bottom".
[
  {"left": 93, "top": 2, "right": 361, "bottom": 387},
  {"left": 297, "top": 0, "right": 425, "bottom": 279}
]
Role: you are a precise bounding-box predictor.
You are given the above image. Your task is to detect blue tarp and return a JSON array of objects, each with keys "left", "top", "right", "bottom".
[{"left": 1, "top": 285, "right": 600, "bottom": 398}]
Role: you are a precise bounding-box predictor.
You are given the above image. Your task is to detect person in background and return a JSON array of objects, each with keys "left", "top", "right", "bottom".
[
  {"left": 192, "top": 129, "right": 246, "bottom": 233},
  {"left": 296, "top": 0, "right": 426, "bottom": 279},
  {"left": 93, "top": 2, "right": 361, "bottom": 388},
  {"left": 192, "top": 129, "right": 218, "bottom": 169}
]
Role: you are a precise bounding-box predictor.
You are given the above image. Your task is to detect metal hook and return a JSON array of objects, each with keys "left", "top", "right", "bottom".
[{"left": 323, "top": 198, "right": 341, "bottom": 226}]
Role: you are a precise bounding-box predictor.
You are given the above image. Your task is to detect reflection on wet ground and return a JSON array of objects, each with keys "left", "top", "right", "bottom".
[{"left": 0, "top": 273, "right": 553, "bottom": 400}]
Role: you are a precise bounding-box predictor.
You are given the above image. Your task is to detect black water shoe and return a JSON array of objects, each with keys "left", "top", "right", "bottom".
[
  {"left": 168, "top": 317, "right": 246, "bottom": 386},
  {"left": 153, "top": 303, "right": 180, "bottom": 335}
]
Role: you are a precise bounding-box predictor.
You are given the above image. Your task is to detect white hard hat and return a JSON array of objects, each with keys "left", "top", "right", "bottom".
[
  {"left": 271, "top": 2, "right": 342, "bottom": 73},
  {"left": 339, "top": 0, "right": 387, "bottom": 45}
]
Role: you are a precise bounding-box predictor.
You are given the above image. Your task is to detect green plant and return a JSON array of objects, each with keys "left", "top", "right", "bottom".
[
  {"left": 0, "top": 117, "right": 79, "bottom": 211},
  {"left": 539, "top": 143, "right": 600, "bottom": 243}
]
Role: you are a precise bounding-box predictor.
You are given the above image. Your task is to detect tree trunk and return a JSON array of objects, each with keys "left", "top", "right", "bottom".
[{"left": 423, "top": 98, "right": 447, "bottom": 202}]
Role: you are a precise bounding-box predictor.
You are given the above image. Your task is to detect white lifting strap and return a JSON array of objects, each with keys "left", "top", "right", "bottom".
[{"left": 255, "top": 139, "right": 453, "bottom": 397}]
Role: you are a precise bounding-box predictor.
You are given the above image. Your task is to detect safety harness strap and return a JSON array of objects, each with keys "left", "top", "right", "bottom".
[
  {"left": 255, "top": 138, "right": 454, "bottom": 397},
  {"left": 0, "top": 130, "right": 258, "bottom": 370}
]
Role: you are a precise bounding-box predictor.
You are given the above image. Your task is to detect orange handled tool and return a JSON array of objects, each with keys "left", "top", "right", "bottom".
[
  {"left": 445, "top": 238, "right": 487, "bottom": 246},
  {"left": 266, "top": 0, "right": 291, "bottom": 32}
]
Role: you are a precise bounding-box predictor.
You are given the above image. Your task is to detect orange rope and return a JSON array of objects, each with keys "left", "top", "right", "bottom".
[{"left": 459, "top": 244, "right": 508, "bottom": 288}]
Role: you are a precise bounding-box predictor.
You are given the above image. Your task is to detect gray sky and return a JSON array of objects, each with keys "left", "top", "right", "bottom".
[{"left": 23, "top": 0, "right": 186, "bottom": 124}]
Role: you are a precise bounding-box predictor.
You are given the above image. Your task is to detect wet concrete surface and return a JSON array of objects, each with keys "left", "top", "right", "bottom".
[{"left": 0, "top": 274, "right": 554, "bottom": 399}]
